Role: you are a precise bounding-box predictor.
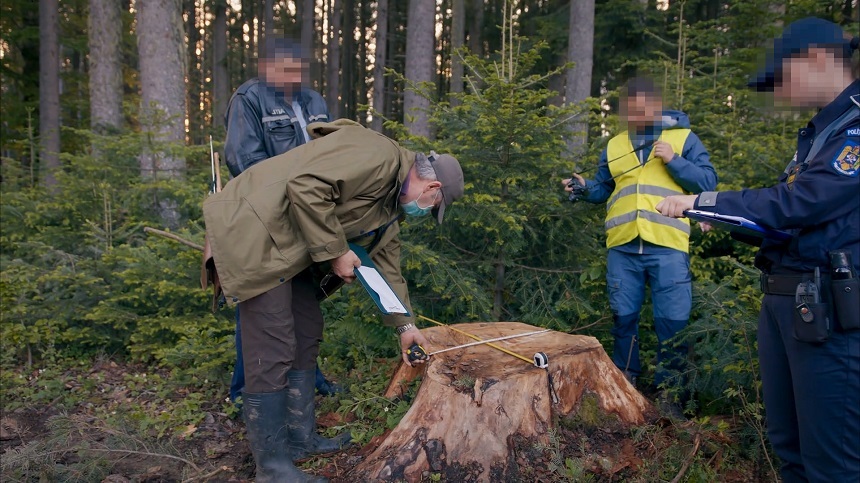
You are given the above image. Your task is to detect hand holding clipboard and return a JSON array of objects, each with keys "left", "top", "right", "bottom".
[{"left": 683, "top": 209, "right": 792, "bottom": 242}]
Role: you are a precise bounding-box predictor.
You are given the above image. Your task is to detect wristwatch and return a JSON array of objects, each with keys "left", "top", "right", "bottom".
[{"left": 395, "top": 323, "right": 414, "bottom": 335}]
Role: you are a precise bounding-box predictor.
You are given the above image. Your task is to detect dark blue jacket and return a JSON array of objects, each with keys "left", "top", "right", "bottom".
[
  {"left": 224, "top": 80, "right": 330, "bottom": 177},
  {"left": 695, "top": 80, "right": 860, "bottom": 274}
]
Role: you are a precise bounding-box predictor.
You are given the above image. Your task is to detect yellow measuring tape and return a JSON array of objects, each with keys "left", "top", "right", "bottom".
[{"left": 417, "top": 315, "right": 535, "bottom": 365}]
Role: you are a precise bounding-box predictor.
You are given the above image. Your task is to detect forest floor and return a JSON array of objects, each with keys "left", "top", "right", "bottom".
[{"left": 0, "top": 359, "right": 771, "bottom": 482}]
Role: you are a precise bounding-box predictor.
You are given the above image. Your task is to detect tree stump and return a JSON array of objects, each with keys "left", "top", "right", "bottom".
[{"left": 347, "top": 322, "right": 655, "bottom": 482}]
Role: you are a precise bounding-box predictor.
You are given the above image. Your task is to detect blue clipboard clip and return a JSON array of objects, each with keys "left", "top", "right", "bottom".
[{"left": 684, "top": 209, "right": 792, "bottom": 242}]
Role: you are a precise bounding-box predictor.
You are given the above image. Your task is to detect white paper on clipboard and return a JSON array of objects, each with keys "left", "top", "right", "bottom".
[{"left": 355, "top": 265, "right": 409, "bottom": 314}]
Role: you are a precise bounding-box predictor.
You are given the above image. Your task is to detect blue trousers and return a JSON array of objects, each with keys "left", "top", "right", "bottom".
[
  {"left": 606, "top": 248, "right": 691, "bottom": 386},
  {"left": 758, "top": 294, "right": 860, "bottom": 482}
]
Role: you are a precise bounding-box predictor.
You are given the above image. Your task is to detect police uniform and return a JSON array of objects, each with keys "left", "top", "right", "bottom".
[
  {"left": 692, "top": 18, "right": 859, "bottom": 481},
  {"left": 580, "top": 109, "right": 717, "bottom": 387}
]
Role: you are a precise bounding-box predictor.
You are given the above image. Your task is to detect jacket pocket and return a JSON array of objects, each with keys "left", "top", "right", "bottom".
[{"left": 265, "top": 118, "right": 298, "bottom": 144}]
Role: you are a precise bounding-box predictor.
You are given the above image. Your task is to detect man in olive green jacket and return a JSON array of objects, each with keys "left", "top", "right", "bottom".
[{"left": 203, "top": 119, "right": 464, "bottom": 482}]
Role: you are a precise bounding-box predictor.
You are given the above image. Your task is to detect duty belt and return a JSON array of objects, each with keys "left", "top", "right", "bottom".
[{"left": 760, "top": 272, "right": 829, "bottom": 296}]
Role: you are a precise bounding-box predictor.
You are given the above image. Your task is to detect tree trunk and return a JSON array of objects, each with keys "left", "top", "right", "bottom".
[
  {"left": 212, "top": 0, "right": 229, "bottom": 129},
  {"left": 263, "top": 0, "right": 274, "bottom": 42},
  {"left": 39, "top": 0, "right": 61, "bottom": 188},
  {"left": 185, "top": 0, "right": 202, "bottom": 144},
  {"left": 300, "top": 0, "right": 322, "bottom": 91},
  {"left": 137, "top": 0, "right": 187, "bottom": 227},
  {"left": 467, "top": 0, "right": 484, "bottom": 57},
  {"left": 341, "top": 0, "right": 355, "bottom": 118},
  {"left": 565, "top": 0, "right": 594, "bottom": 154},
  {"left": 403, "top": 0, "right": 434, "bottom": 137},
  {"left": 371, "top": 0, "right": 388, "bottom": 131},
  {"left": 88, "top": 0, "right": 123, "bottom": 135},
  {"left": 450, "top": 0, "right": 465, "bottom": 102},
  {"left": 326, "top": 0, "right": 341, "bottom": 119},
  {"left": 349, "top": 322, "right": 655, "bottom": 482},
  {"left": 137, "top": 0, "right": 186, "bottom": 178}
]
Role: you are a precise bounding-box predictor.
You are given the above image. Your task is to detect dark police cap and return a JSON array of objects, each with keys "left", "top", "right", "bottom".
[
  {"left": 427, "top": 152, "right": 464, "bottom": 225},
  {"left": 749, "top": 17, "right": 857, "bottom": 92}
]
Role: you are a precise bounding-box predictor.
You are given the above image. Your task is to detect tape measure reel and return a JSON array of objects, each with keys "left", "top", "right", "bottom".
[{"left": 533, "top": 351, "right": 549, "bottom": 368}]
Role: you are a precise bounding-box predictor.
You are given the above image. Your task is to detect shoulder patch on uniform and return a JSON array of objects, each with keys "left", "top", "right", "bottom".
[
  {"left": 847, "top": 127, "right": 860, "bottom": 137},
  {"left": 831, "top": 141, "right": 860, "bottom": 177}
]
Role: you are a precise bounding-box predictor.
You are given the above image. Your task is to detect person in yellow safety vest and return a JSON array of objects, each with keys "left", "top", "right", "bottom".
[{"left": 562, "top": 77, "right": 717, "bottom": 418}]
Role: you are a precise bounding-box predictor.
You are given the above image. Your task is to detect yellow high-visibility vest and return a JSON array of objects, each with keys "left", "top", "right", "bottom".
[{"left": 604, "top": 129, "right": 691, "bottom": 252}]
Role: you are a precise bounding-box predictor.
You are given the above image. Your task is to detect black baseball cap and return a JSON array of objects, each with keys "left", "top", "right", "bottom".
[{"left": 749, "top": 17, "right": 855, "bottom": 92}]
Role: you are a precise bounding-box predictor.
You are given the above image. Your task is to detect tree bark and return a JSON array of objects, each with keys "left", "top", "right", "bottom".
[
  {"left": 350, "top": 322, "right": 655, "bottom": 482},
  {"left": 39, "top": 0, "right": 61, "bottom": 188},
  {"left": 212, "top": 0, "right": 229, "bottom": 129},
  {"left": 263, "top": 0, "right": 274, "bottom": 42},
  {"left": 565, "top": 0, "right": 594, "bottom": 154},
  {"left": 137, "top": 0, "right": 186, "bottom": 179},
  {"left": 341, "top": 0, "right": 355, "bottom": 118},
  {"left": 370, "top": 0, "right": 389, "bottom": 131},
  {"left": 326, "top": 0, "right": 341, "bottom": 119},
  {"left": 404, "top": 0, "right": 435, "bottom": 137},
  {"left": 185, "top": 0, "right": 202, "bottom": 144},
  {"left": 467, "top": 0, "right": 484, "bottom": 57},
  {"left": 88, "top": 0, "right": 123, "bottom": 135},
  {"left": 450, "top": 0, "right": 465, "bottom": 102},
  {"left": 137, "top": 0, "right": 187, "bottom": 227}
]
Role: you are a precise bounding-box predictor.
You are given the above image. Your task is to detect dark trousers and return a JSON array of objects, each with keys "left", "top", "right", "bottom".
[
  {"left": 759, "top": 294, "right": 860, "bottom": 482},
  {"left": 238, "top": 270, "right": 325, "bottom": 393}
]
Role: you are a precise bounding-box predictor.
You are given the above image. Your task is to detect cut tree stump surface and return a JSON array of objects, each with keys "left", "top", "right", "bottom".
[{"left": 349, "top": 322, "right": 656, "bottom": 482}]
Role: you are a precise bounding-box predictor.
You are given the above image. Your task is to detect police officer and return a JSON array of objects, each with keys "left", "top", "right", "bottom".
[
  {"left": 658, "top": 17, "right": 859, "bottom": 482},
  {"left": 222, "top": 38, "right": 345, "bottom": 461}
]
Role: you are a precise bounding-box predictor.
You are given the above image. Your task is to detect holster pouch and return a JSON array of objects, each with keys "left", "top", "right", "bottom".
[
  {"left": 792, "top": 302, "right": 831, "bottom": 343},
  {"left": 831, "top": 277, "right": 860, "bottom": 331},
  {"left": 200, "top": 234, "right": 223, "bottom": 313},
  {"left": 793, "top": 280, "right": 830, "bottom": 343}
]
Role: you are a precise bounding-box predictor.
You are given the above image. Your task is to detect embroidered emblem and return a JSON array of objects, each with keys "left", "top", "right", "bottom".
[
  {"left": 270, "top": 108, "right": 286, "bottom": 115},
  {"left": 847, "top": 127, "right": 860, "bottom": 137},
  {"left": 786, "top": 163, "right": 801, "bottom": 190},
  {"left": 831, "top": 141, "right": 860, "bottom": 177}
]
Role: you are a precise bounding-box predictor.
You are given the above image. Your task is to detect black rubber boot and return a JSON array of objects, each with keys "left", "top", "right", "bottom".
[
  {"left": 287, "top": 369, "right": 352, "bottom": 461},
  {"left": 243, "top": 390, "right": 328, "bottom": 483}
]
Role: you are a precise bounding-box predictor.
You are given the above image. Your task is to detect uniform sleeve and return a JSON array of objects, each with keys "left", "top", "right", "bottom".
[
  {"left": 665, "top": 132, "right": 718, "bottom": 193},
  {"left": 371, "top": 236, "right": 416, "bottom": 328},
  {"left": 582, "top": 149, "right": 616, "bottom": 203},
  {"left": 224, "top": 90, "right": 270, "bottom": 177},
  {"left": 695, "top": 129, "right": 859, "bottom": 229}
]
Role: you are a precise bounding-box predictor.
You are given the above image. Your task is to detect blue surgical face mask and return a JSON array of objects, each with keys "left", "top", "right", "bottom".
[{"left": 402, "top": 190, "right": 438, "bottom": 217}]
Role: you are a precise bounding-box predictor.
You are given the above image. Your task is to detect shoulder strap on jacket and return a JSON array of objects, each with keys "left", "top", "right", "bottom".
[{"left": 802, "top": 104, "right": 859, "bottom": 166}]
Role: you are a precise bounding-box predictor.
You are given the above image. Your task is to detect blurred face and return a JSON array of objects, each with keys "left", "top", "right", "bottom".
[
  {"left": 773, "top": 48, "right": 841, "bottom": 108},
  {"left": 622, "top": 94, "right": 662, "bottom": 128},
  {"left": 259, "top": 55, "right": 307, "bottom": 95}
]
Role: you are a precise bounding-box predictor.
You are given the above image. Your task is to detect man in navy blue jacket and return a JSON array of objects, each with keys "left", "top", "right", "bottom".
[{"left": 658, "top": 18, "right": 859, "bottom": 482}]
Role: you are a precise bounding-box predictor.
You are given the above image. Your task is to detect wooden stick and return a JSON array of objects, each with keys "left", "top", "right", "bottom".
[
  {"left": 670, "top": 432, "right": 702, "bottom": 483},
  {"left": 143, "top": 227, "right": 204, "bottom": 252}
]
